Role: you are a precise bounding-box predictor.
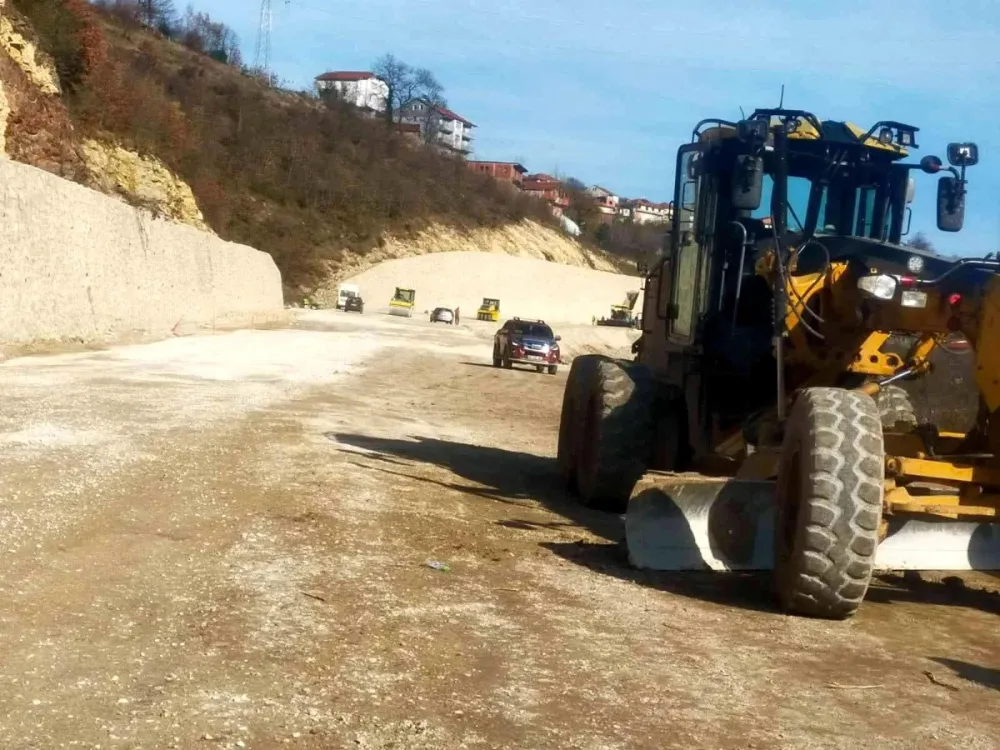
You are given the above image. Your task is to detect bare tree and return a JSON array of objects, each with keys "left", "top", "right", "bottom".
[
  {"left": 178, "top": 5, "right": 241, "bottom": 65},
  {"left": 136, "top": 0, "right": 177, "bottom": 33},
  {"left": 372, "top": 54, "right": 445, "bottom": 125},
  {"left": 906, "top": 232, "right": 935, "bottom": 253}
]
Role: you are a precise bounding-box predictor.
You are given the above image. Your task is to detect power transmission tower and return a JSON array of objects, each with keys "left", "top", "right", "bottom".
[{"left": 254, "top": 0, "right": 273, "bottom": 76}]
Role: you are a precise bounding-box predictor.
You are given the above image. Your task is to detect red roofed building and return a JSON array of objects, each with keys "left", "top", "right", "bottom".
[
  {"left": 467, "top": 161, "right": 528, "bottom": 187},
  {"left": 521, "top": 173, "right": 570, "bottom": 216},
  {"left": 397, "top": 98, "right": 475, "bottom": 157},
  {"left": 314, "top": 71, "right": 388, "bottom": 114},
  {"left": 584, "top": 185, "right": 620, "bottom": 224}
]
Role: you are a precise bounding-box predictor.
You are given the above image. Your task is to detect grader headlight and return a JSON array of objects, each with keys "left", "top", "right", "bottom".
[
  {"left": 858, "top": 273, "right": 898, "bottom": 300},
  {"left": 900, "top": 290, "right": 929, "bottom": 308},
  {"left": 906, "top": 254, "right": 925, "bottom": 274},
  {"left": 857, "top": 272, "right": 929, "bottom": 308}
]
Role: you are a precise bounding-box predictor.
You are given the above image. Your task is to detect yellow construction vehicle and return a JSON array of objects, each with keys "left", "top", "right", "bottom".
[
  {"left": 557, "top": 108, "right": 998, "bottom": 619},
  {"left": 388, "top": 287, "right": 416, "bottom": 317},
  {"left": 597, "top": 291, "right": 640, "bottom": 327},
  {"left": 477, "top": 297, "right": 501, "bottom": 322}
]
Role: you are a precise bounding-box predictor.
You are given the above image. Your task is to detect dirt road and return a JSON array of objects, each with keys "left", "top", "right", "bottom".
[{"left": 0, "top": 311, "right": 997, "bottom": 749}]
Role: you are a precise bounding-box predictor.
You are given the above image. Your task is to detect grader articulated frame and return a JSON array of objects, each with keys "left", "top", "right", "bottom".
[{"left": 557, "top": 108, "right": 1000, "bottom": 619}]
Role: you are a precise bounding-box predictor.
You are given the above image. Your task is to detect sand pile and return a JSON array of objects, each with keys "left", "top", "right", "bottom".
[{"left": 340, "top": 251, "right": 642, "bottom": 326}]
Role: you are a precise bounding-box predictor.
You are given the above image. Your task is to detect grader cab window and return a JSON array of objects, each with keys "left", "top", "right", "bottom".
[
  {"left": 751, "top": 175, "right": 814, "bottom": 232},
  {"left": 667, "top": 146, "right": 704, "bottom": 341},
  {"left": 751, "top": 170, "right": 898, "bottom": 241}
]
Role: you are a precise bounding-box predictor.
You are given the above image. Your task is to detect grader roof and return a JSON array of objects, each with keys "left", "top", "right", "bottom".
[{"left": 697, "top": 109, "right": 915, "bottom": 160}]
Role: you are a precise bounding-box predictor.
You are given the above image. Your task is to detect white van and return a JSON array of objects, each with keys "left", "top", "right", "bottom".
[{"left": 336, "top": 283, "right": 360, "bottom": 310}]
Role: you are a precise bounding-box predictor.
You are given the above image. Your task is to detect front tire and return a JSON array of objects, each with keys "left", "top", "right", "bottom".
[
  {"left": 774, "top": 388, "right": 884, "bottom": 620},
  {"left": 557, "top": 356, "right": 600, "bottom": 489},
  {"left": 876, "top": 385, "right": 917, "bottom": 430},
  {"left": 502, "top": 345, "right": 513, "bottom": 369},
  {"left": 572, "top": 357, "right": 655, "bottom": 512},
  {"left": 547, "top": 365, "right": 558, "bottom": 375}
]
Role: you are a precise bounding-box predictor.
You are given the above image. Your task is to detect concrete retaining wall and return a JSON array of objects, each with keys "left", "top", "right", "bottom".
[{"left": 0, "top": 158, "right": 286, "bottom": 348}]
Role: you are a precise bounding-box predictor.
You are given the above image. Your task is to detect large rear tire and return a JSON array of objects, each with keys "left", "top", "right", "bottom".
[
  {"left": 557, "top": 357, "right": 598, "bottom": 489},
  {"left": 774, "top": 388, "right": 884, "bottom": 620},
  {"left": 573, "top": 356, "right": 655, "bottom": 512},
  {"left": 876, "top": 384, "right": 917, "bottom": 430}
]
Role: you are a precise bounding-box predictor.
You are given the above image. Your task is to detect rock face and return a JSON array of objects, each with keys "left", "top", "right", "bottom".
[
  {"left": 319, "top": 220, "right": 628, "bottom": 302},
  {"left": 0, "top": 3, "right": 212, "bottom": 233},
  {"left": 337, "top": 250, "right": 641, "bottom": 326},
  {"left": 0, "top": 11, "right": 61, "bottom": 96},
  {"left": 0, "top": 157, "right": 286, "bottom": 348},
  {"left": 79, "top": 139, "right": 213, "bottom": 233}
]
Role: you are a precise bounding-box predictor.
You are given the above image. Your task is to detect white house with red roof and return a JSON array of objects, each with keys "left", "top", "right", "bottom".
[
  {"left": 584, "top": 185, "right": 620, "bottom": 223},
  {"left": 314, "top": 71, "right": 389, "bottom": 114},
  {"left": 397, "top": 98, "right": 475, "bottom": 157},
  {"left": 619, "top": 198, "right": 673, "bottom": 225}
]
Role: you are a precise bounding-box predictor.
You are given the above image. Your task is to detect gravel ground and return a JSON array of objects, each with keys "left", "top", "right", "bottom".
[{"left": 0, "top": 309, "right": 996, "bottom": 749}]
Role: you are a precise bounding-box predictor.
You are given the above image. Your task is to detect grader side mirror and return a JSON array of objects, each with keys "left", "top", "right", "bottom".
[
  {"left": 947, "top": 142, "right": 979, "bottom": 168},
  {"left": 731, "top": 155, "right": 764, "bottom": 210},
  {"left": 936, "top": 176, "right": 965, "bottom": 233}
]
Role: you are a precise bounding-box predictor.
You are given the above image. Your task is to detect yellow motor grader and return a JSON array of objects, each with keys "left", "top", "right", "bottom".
[{"left": 557, "top": 107, "right": 998, "bottom": 619}]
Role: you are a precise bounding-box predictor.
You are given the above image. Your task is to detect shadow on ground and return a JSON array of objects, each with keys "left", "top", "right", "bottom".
[
  {"left": 458, "top": 361, "right": 553, "bottom": 374},
  {"left": 929, "top": 658, "right": 1000, "bottom": 691},
  {"left": 542, "top": 537, "right": 778, "bottom": 614},
  {"left": 867, "top": 572, "right": 1000, "bottom": 615},
  {"left": 330, "top": 432, "right": 780, "bottom": 613},
  {"left": 331, "top": 432, "right": 619, "bottom": 538},
  {"left": 330, "top": 433, "right": 1000, "bottom": 617}
]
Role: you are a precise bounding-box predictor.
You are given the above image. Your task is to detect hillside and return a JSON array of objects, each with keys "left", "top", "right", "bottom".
[
  {"left": 337, "top": 251, "right": 640, "bottom": 325},
  {"left": 1, "top": 0, "right": 627, "bottom": 300}
]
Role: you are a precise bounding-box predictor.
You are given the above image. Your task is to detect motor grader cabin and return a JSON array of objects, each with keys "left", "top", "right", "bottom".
[{"left": 558, "top": 107, "right": 1000, "bottom": 619}]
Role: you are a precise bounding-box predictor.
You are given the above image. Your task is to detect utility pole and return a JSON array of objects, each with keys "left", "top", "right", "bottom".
[{"left": 254, "top": 0, "right": 273, "bottom": 77}]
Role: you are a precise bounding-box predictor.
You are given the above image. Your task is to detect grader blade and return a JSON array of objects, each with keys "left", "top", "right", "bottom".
[
  {"left": 625, "top": 472, "right": 1000, "bottom": 572},
  {"left": 875, "top": 519, "right": 1000, "bottom": 570},
  {"left": 626, "top": 474, "right": 775, "bottom": 571}
]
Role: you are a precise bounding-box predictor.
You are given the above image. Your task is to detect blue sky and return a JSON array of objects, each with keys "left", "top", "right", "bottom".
[{"left": 195, "top": 0, "right": 999, "bottom": 255}]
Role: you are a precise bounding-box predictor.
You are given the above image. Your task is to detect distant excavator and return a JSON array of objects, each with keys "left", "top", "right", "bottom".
[{"left": 596, "top": 291, "right": 640, "bottom": 328}]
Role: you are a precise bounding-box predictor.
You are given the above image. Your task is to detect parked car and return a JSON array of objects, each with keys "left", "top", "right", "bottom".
[
  {"left": 493, "top": 317, "right": 561, "bottom": 374},
  {"left": 430, "top": 307, "right": 455, "bottom": 324},
  {"left": 336, "top": 283, "right": 360, "bottom": 310},
  {"left": 344, "top": 294, "right": 364, "bottom": 313}
]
